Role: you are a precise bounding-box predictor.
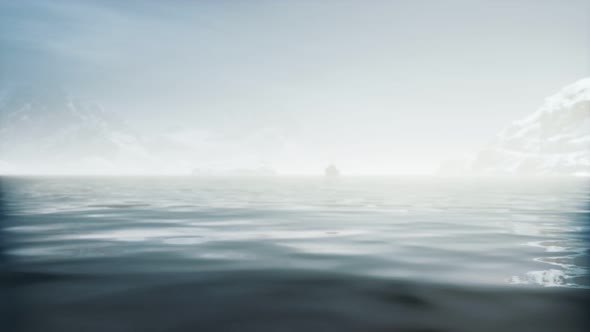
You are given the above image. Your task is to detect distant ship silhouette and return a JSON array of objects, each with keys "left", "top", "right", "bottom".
[{"left": 324, "top": 164, "right": 340, "bottom": 177}]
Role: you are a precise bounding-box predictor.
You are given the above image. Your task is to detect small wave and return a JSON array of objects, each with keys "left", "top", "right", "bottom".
[
  {"left": 86, "top": 203, "right": 150, "bottom": 209},
  {"left": 162, "top": 237, "right": 207, "bottom": 245}
]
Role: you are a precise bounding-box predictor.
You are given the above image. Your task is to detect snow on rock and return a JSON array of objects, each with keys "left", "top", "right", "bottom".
[
  {"left": 0, "top": 85, "right": 282, "bottom": 175},
  {"left": 441, "top": 78, "right": 590, "bottom": 176},
  {"left": 0, "top": 86, "right": 158, "bottom": 174}
]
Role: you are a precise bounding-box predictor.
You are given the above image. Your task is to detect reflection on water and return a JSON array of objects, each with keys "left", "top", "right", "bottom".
[{"left": 1, "top": 176, "right": 589, "bottom": 331}]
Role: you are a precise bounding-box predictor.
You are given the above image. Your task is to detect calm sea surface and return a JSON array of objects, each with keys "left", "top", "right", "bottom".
[{"left": 1, "top": 176, "right": 589, "bottom": 331}]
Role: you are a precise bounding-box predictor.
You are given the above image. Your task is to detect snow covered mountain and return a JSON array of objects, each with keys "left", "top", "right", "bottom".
[
  {"left": 0, "top": 86, "right": 154, "bottom": 174},
  {"left": 0, "top": 86, "right": 281, "bottom": 175},
  {"left": 441, "top": 78, "right": 590, "bottom": 176}
]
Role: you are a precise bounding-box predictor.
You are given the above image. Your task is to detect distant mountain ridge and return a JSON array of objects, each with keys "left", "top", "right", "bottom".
[
  {"left": 0, "top": 86, "right": 279, "bottom": 175},
  {"left": 440, "top": 78, "right": 590, "bottom": 176},
  {"left": 3, "top": 79, "right": 589, "bottom": 176},
  {"left": 0, "top": 86, "right": 152, "bottom": 174}
]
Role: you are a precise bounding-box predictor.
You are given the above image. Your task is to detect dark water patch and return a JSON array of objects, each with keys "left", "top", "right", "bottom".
[
  {"left": 5, "top": 268, "right": 590, "bottom": 332},
  {"left": 1, "top": 270, "right": 89, "bottom": 285}
]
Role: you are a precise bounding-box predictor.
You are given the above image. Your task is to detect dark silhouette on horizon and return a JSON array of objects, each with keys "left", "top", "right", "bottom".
[{"left": 324, "top": 164, "right": 340, "bottom": 177}]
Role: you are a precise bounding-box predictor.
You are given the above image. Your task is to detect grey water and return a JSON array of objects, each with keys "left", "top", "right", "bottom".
[{"left": 1, "top": 176, "right": 589, "bottom": 332}]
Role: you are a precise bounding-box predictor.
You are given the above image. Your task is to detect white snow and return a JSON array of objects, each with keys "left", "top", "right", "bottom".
[{"left": 441, "top": 78, "right": 590, "bottom": 176}]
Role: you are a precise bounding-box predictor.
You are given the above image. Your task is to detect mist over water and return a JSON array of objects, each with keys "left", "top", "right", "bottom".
[{"left": 1, "top": 176, "right": 589, "bottom": 331}]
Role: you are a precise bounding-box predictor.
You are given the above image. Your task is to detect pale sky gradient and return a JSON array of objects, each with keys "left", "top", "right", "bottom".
[{"left": 1, "top": 0, "right": 589, "bottom": 174}]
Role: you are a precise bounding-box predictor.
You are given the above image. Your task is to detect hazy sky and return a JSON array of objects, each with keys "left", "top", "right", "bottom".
[{"left": 1, "top": 0, "right": 589, "bottom": 174}]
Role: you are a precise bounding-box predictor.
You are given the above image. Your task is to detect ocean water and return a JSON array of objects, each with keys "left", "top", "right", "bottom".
[{"left": 0, "top": 176, "right": 589, "bottom": 331}]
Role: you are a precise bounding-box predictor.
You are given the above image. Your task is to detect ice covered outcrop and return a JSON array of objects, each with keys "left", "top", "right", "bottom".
[{"left": 441, "top": 78, "right": 590, "bottom": 176}]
